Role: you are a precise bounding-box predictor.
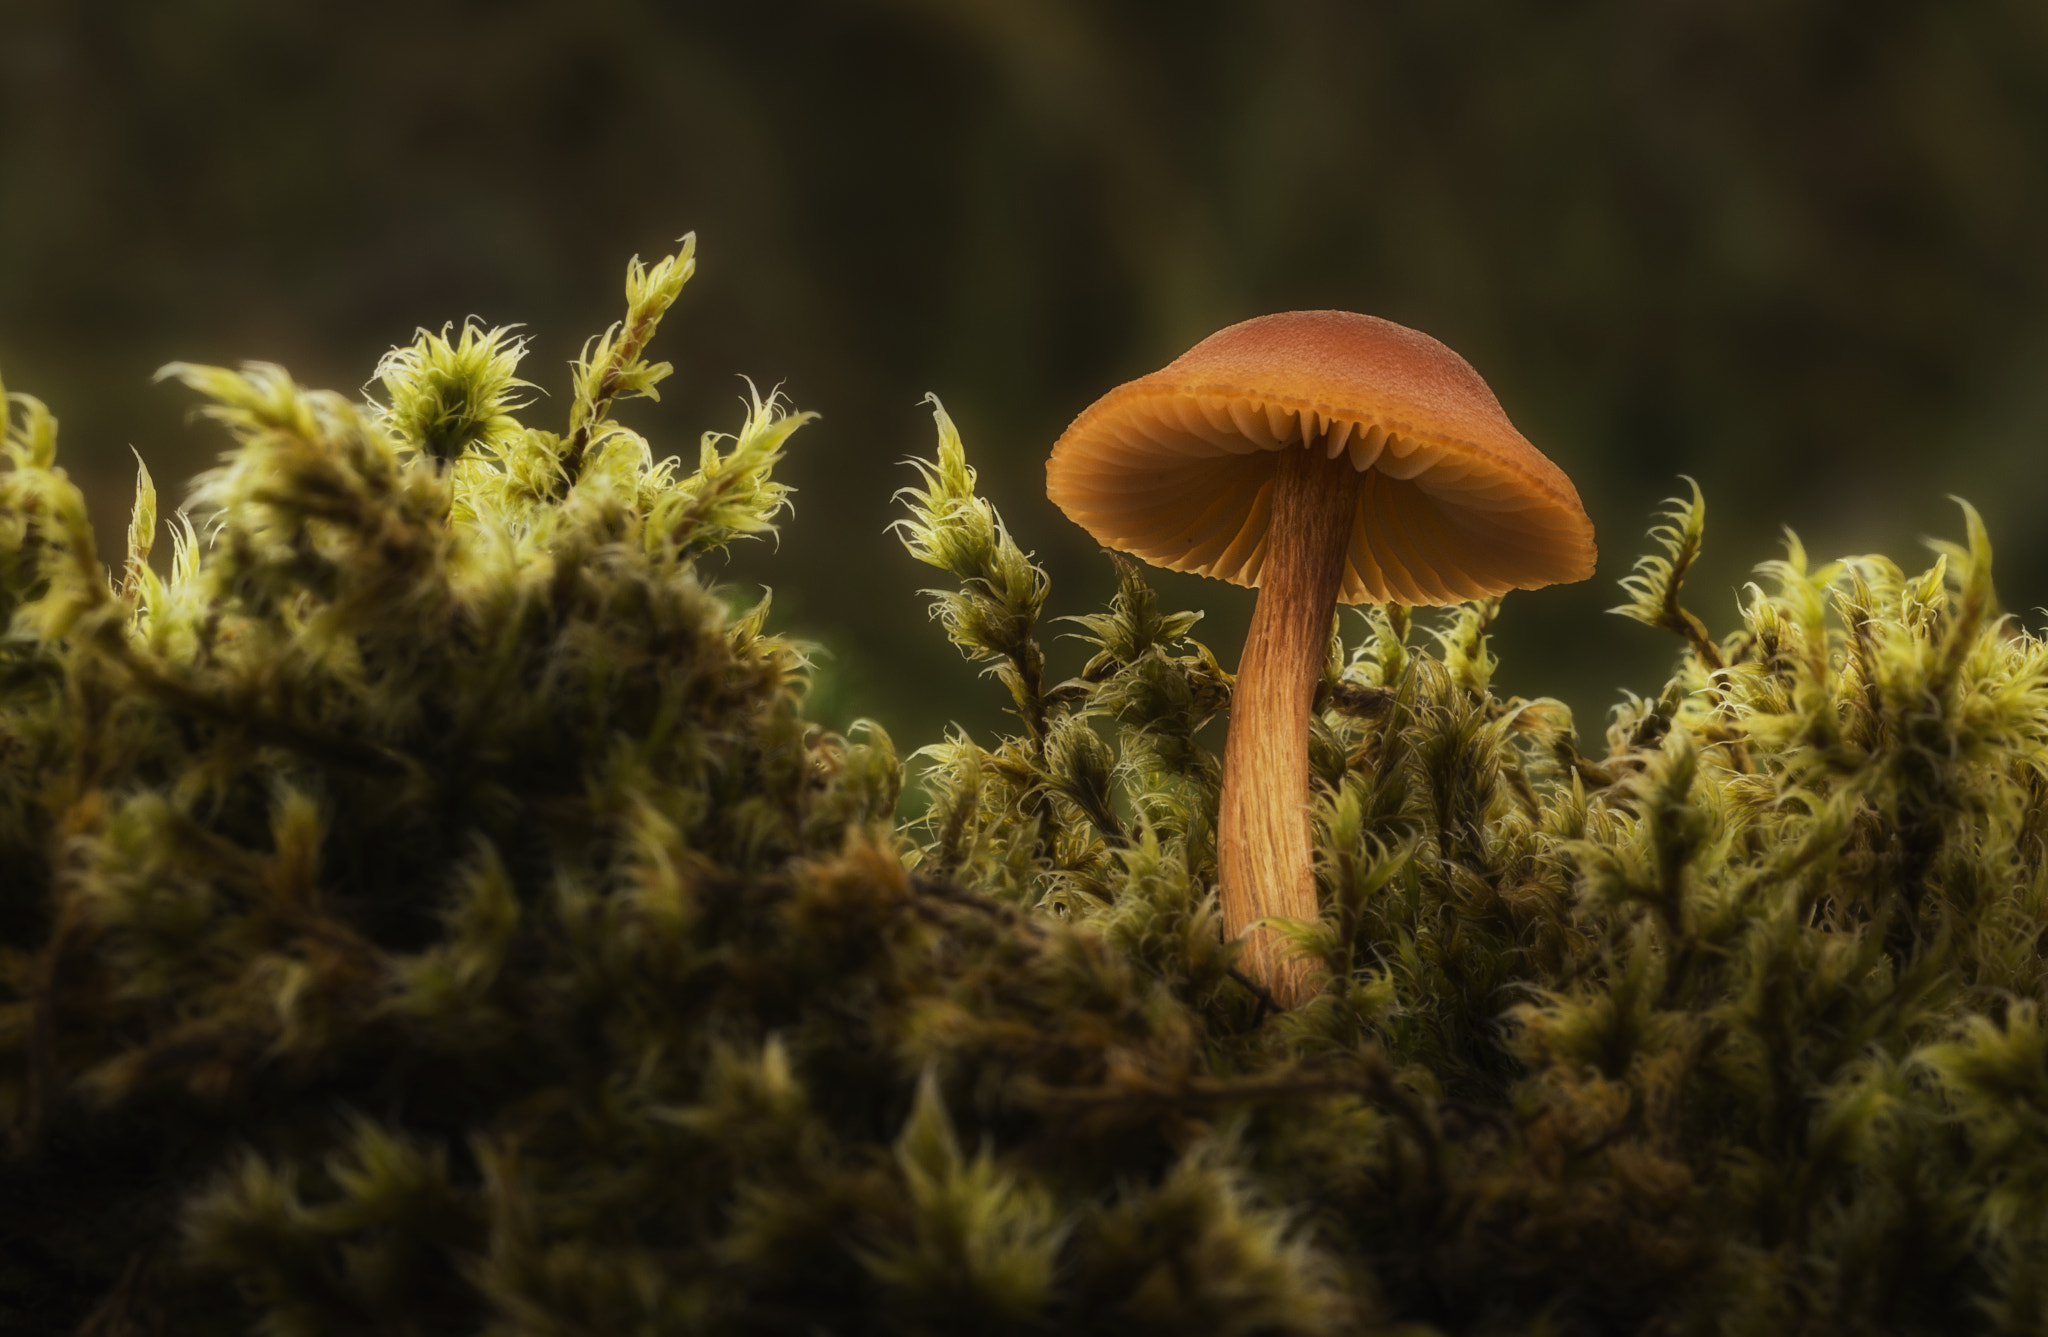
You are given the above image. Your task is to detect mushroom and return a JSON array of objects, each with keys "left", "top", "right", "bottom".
[{"left": 1045, "top": 311, "right": 1595, "bottom": 1007}]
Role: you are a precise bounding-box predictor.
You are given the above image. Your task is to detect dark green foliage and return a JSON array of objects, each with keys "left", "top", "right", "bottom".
[{"left": 7, "top": 244, "right": 2048, "bottom": 1335}]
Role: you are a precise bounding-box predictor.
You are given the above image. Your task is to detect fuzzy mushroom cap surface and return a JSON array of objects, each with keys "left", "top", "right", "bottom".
[{"left": 1045, "top": 310, "right": 1597, "bottom": 605}]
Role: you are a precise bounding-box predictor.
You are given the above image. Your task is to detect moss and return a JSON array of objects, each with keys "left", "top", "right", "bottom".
[{"left": 6, "top": 240, "right": 2048, "bottom": 1335}]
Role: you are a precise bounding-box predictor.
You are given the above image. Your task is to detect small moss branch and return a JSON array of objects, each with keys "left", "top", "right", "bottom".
[
  {"left": 1613, "top": 477, "right": 1723, "bottom": 670},
  {"left": 559, "top": 236, "right": 697, "bottom": 489}
]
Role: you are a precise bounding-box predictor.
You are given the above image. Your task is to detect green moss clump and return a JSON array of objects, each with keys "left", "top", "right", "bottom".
[{"left": 6, "top": 241, "right": 2048, "bottom": 1335}]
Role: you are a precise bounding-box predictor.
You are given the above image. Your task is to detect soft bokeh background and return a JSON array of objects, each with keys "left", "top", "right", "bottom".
[{"left": 6, "top": 0, "right": 2047, "bottom": 749}]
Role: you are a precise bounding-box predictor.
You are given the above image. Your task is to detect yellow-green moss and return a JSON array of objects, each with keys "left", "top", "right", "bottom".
[{"left": 5, "top": 240, "right": 2048, "bottom": 1335}]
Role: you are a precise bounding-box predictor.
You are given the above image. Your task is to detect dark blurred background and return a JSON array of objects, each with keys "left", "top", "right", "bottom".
[{"left": 5, "top": 0, "right": 2047, "bottom": 748}]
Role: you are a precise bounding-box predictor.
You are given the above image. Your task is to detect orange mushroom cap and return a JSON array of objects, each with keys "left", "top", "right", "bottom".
[{"left": 1044, "top": 310, "right": 1597, "bottom": 605}]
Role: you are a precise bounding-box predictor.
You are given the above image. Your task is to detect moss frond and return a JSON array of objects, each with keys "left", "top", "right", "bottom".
[{"left": 1612, "top": 476, "right": 1722, "bottom": 668}]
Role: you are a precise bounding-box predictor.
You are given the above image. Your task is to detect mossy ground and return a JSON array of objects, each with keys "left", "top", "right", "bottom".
[{"left": 5, "top": 242, "right": 2047, "bottom": 1335}]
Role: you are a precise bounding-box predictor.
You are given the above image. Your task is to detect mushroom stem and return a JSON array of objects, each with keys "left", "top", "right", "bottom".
[{"left": 1218, "top": 439, "right": 1362, "bottom": 1008}]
